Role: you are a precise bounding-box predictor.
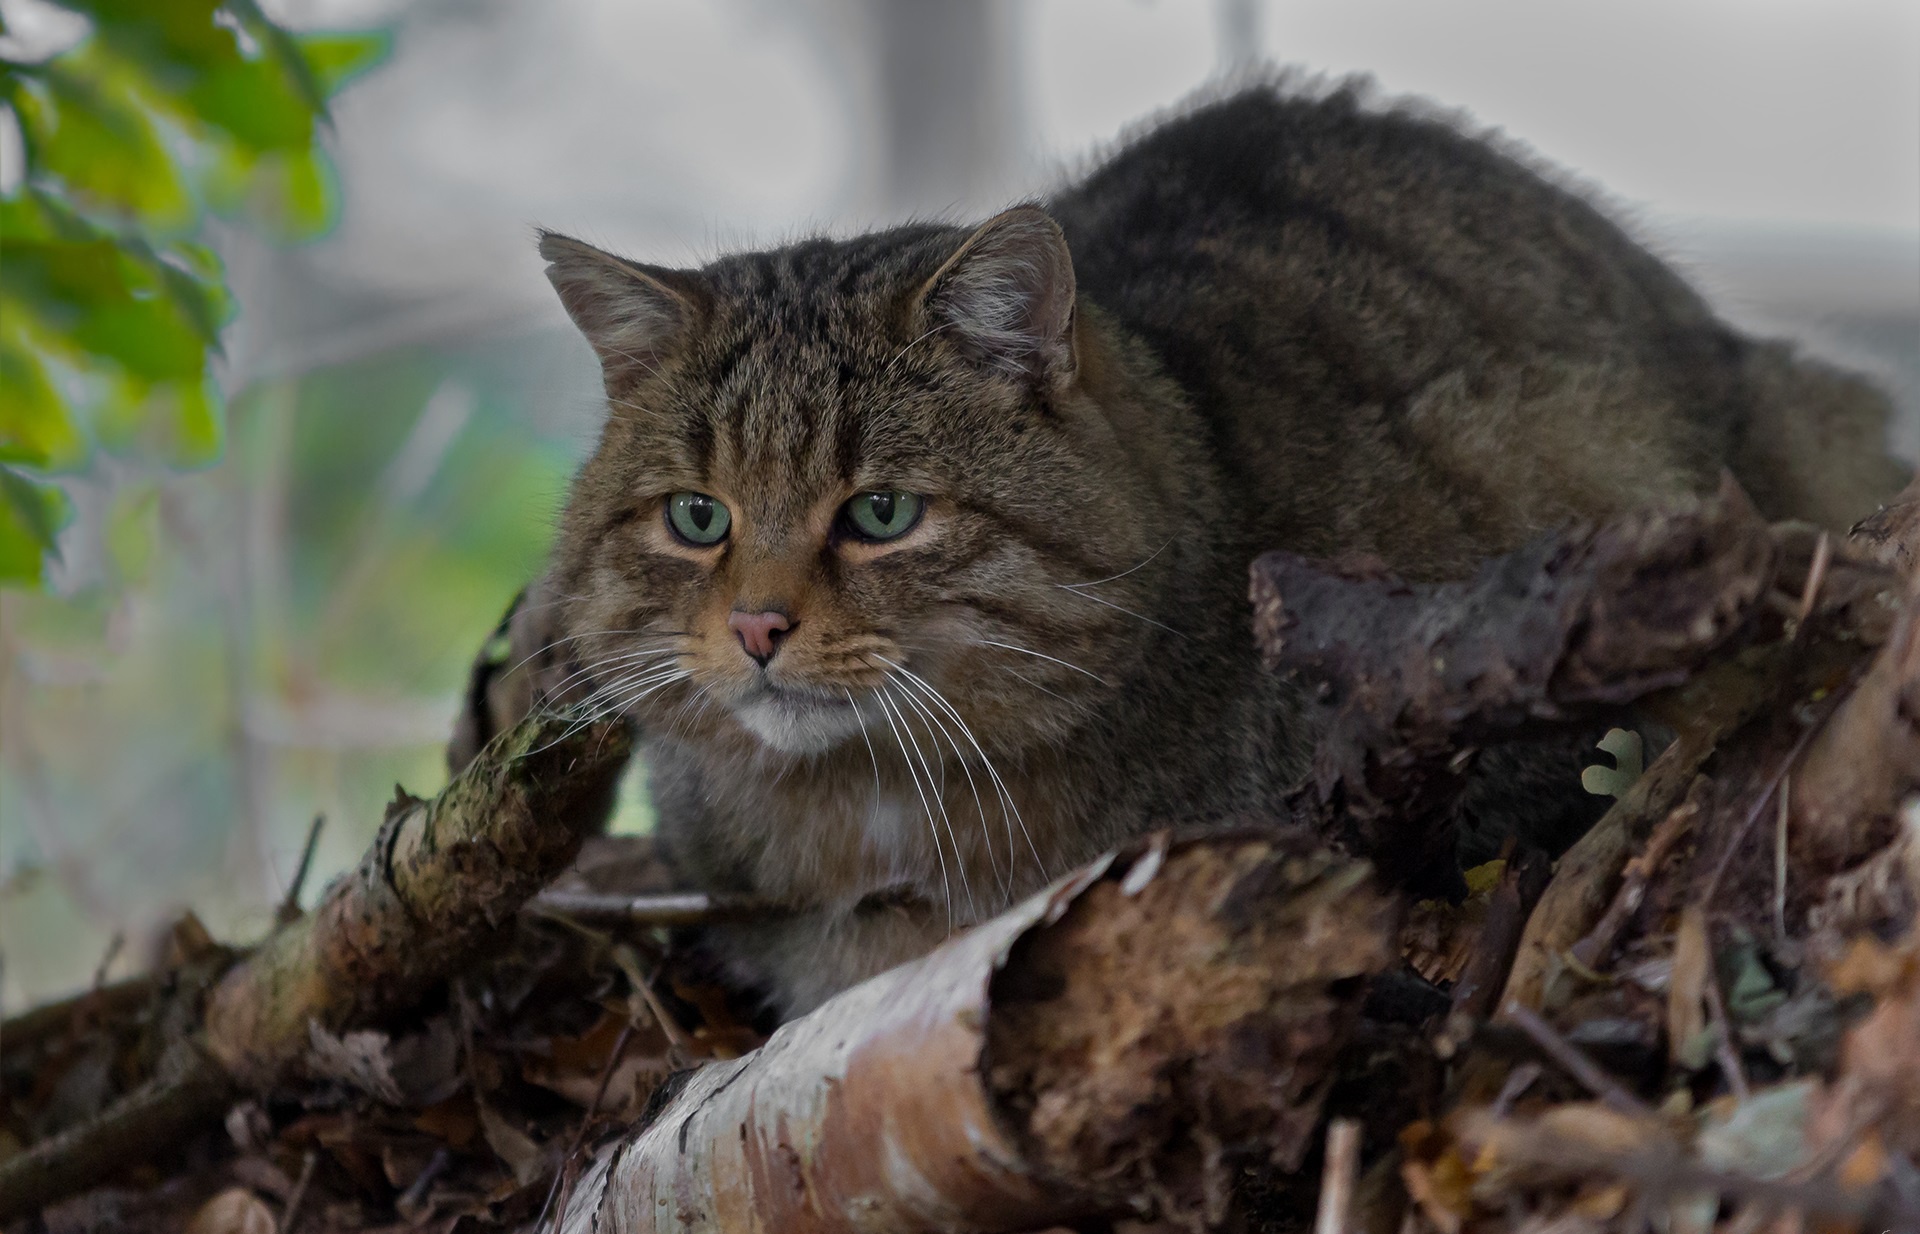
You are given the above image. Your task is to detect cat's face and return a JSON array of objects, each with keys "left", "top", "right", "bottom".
[{"left": 540, "top": 210, "right": 1164, "bottom": 760}]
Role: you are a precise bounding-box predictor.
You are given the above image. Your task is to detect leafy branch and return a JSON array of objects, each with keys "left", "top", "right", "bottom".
[{"left": 0, "top": 0, "right": 386, "bottom": 585}]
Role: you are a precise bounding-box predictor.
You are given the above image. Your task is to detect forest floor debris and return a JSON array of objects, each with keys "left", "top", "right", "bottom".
[{"left": 7, "top": 481, "right": 1920, "bottom": 1233}]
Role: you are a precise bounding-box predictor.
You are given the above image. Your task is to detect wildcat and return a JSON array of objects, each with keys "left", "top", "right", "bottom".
[{"left": 525, "top": 78, "right": 1905, "bottom": 1018}]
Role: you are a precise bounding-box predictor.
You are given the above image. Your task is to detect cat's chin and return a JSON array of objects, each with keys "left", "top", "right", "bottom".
[{"left": 732, "top": 690, "right": 866, "bottom": 756}]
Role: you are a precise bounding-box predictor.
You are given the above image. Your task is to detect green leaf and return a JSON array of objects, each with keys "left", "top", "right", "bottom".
[
  {"left": 61, "top": 0, "right": 232, "bottom": 77},
  {"left": 206, "top": 143, "right": 338, "bottom": 238},
  {"left": 65, "top": 2, "right": 363, "bottom": 155},
  {"left": 6, "top": 54, "right": 193, "bottom": 227},
  {"left": 0, "top": 328, "right": 87, "bottom": 469},
  {"left": 13, "top": 248, "right": 209, "bottom": 380},
  {"left": 297, "top": 31, "right": 389, "bottom": 98},
  {"left": 95, "top": 373, "right": 223, "bottom": 468},
  {"left": 1, "top": 224, "right": 228, "bottom": 378},
  {"left": 1580, "top": 727, "right": 1644, "bottom": 799},
  {"left": 0, "top": 0, "right": 381, "bottom": 575},
  {"left": 223, "top": 0, "right": 329, "bottom": 114},
  {"left": 0, "top": 186, "right": 103, "bottom": 244},
  {"left": 180, "top": 53, "right": 316, "bottom": 150},
  {"left": 149, "top": 240, "right": 234, "bottom": 345},
  {"left": 261, "top": 146, "right": 335, "bottom": 237},
  {"left": 0, "top": 466, "right": 73, "bottom": 586}
]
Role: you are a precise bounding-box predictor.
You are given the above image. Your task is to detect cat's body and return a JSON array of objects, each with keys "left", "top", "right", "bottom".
[{"left": 533, "top": 81, "right": 1904, "bottom": 1018}]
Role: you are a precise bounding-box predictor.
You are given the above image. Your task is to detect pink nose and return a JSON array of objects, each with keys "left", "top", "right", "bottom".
[{"left": 728, "top": 610, "right": 792, "bottom": 666}]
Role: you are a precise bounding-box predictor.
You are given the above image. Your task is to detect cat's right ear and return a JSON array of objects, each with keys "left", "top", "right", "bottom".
[
  {"left": 919, "top": 206, "right": 1078, "bottom": 390},
  {"left": 538, "top": 231, "right": 706, "bottom": 384}
]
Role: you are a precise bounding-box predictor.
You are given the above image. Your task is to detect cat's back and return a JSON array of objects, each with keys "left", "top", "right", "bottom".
[
  {"left": 1047, "top": 79, "right": 1900, "bottom": 568},
  {"left": 1049, "top": 79, "right": 1722, "bottom": 365}
]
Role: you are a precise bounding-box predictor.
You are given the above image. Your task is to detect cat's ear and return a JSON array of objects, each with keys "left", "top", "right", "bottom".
[
  {"left": 538, "top": 231, "right": 706, "bottom": 383},
  {"left": 920, "top": 206, "right": 1077, "bottom": 386}
]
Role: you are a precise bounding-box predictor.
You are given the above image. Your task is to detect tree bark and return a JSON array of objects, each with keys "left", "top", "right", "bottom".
[
  {"left": 552, "top": 832, "right": 1399, "bottom": 1234},
  {"left": 1250, "top": 478, "right": 1777, "bottom": 889},
  {"left": 205, "top": 712, "right": 631, "bottom": 1087}
]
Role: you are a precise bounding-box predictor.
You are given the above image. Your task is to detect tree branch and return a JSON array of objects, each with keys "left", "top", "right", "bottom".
[{"left": 205, "top": 713, "right": 632, "bottom": 1087}]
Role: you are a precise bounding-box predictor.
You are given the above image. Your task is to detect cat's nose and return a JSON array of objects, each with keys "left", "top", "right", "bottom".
[{"left": 728, "top": 609, "right": 792, "bottom": 667}]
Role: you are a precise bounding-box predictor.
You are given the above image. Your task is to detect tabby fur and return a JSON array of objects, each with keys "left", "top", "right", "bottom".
[{"left": 531, "top": 79, "right": 1905, "bottom": 1016}]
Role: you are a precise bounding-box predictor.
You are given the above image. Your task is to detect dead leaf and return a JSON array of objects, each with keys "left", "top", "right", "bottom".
[
  {"left": 1695, "top": 1080, "right": 1815, "bottom": 1179},
  {"left": 1541, "top": 1103, "right": 1659, "bottom": 1157},
  {"left": 228, "top": 1156, "right": 298, "bottom": 1204},
  {"left": 380, "top": 1137, "right": 442, "bottom": 1190},
  {"left": 165, "top": 911, "right": 220, "bottom": 967},
  {"left": 1581, "top": 729, "right": 1645, "bottom": 800},
  {"left": 1830, "top": 945, "right": 1920, "bottom": 1152},
  {"left": 1399, "top": 1120, "right": 1472, "bottom": 1234},
  {"left": 385, "top": 1017, "right": 463, "bottom": 1106},
  {"left": 185, "top": 1188, "right": 276, "bottom": 1234},
  {"left": 1400, "top": 1155, "right": 1468, "bottom": 1234},
  {"left": 303, "top": 1018, "right": 465, "bottom": 1108},
  {"left": 224, "top": 1102, "right": 272, "bottom": 1155},
  {"left": 519, "top": 1010, "right": 672, "bottom": 1117},
  {"left": 478, "top": 1103, "right": 550, "bottom": 1189},
  {"left": 413, "top": 1095, "right": 481, "bottom": 1150},
  {"left": 1403, "top": 860, "right": 1508, "bottom": 987},
  {"left": 1851, "top": 474, "right": 1920, "bottom": 578},
  {"left": 1571, "top": 1180, "right": 1628, "bottom": 1219},
  {"left": 1826, "top": 932, "right": 1916, "bottom": 997},
  {"left": 1668, "top": 906, "right": 1711, "bottom": 1066},
  {"left": 1838, "top": 1127, "right": 1889, "bottom": 1189},
  {"left": 304, "top": 1024, "right": 406, "bottom": 1104}
]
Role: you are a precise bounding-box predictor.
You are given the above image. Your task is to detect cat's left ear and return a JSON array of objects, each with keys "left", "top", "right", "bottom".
[
  {"left": 920, "top": 206, "right": 1077, "bottom": 387},
  {"left": 538, "top": 230, "right": 708, "bottom": 387}
]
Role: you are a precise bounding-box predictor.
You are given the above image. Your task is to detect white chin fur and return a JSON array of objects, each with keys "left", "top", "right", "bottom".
[{"left": 734, "top": 693, "right": 865, "bottom": 755}]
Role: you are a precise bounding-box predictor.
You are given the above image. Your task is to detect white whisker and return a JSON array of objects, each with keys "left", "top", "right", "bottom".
[
  {"left": 881, "top": 656, "right": 1049, "bottom": 890},
  {"left": 885, "top": 668, "right": 1004, "bottom": 897},
  {"left": 1059, "top": 538, "right": 1173, "bottom": 591},
  {"left": 967, "top": 638, "right": 1110, "bottom": 685},
  {"left": 541, "top": 647, "right": 679, "bottom": 700},
  {"left": 845, "top": 689, "right": 884, "bottom": 808},
  {"left": 1053, "top": 588, "right": 1184, "bottom": 637},
  {"left": 504, "top": 626, "right": 681, "bottom": 681},
  {"left": 883, "top": 684, "right": 974, "bottom": 918},
  {"left": 994, "top": 663, "right": 1073, "bottom": 705},
  {"left": 871, "top": 686, "right": 953, "bottom": 928}
]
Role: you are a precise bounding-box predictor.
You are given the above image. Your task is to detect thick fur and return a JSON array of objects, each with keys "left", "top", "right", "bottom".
[{"left": 535, "top": 80, "right": 1905, "bottom": 1018}]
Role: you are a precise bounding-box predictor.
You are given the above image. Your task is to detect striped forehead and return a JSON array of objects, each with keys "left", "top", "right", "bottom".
[
  {"left": 687, "top": 256, "right": 899, "bottom": 525},
  {"left": 637, "top": 227, "right": 964, "bottom": 529}
]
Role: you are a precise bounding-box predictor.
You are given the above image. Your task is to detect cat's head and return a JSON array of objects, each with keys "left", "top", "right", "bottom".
[{"left": 537, "top": 207, "right": 1170, "bottom": 759}]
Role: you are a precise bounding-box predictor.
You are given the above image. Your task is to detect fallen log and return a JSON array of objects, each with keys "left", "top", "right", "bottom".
[
  {"left": 1789, "top": 587, "right": 1920, "bottom": 875},
  {"left": 1250, "top": 478, "right": 1777, "bottom": 889},
  {"left": 0, "top": 712, "right": 631, "bottom": 1222},
  {"left": 206, "top": 713, "right": 632, "bottom": 1086},
  {"left": 551, "top": 831, "right": 1400, "bottom": 1234},
  {"left": 0, "top": 1040, "right": 233, "bottom": 1223},
  {"left": 1852, "top": 472, "right": 1920, "bottom": 578}
]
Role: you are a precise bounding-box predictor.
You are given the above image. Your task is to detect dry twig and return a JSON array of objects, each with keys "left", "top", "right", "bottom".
[
  {"left": 1313, "top": 1119, "right": 1363, "bottom": 1234},
  {"left": 1502, "top": 1004, "right": 1651, "bottom": 1119}
]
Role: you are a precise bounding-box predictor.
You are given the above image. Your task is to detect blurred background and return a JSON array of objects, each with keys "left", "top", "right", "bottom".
[{"left": 3, "top": 0, "right": 1916, "bottom": 1008}]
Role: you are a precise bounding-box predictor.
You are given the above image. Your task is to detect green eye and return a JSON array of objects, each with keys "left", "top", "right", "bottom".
[
  {"left": 666, "top": 492, "right": 731, "bottom": 545},
  {"left": 843, "top": 491, "right": 924, "bottom": 542}
]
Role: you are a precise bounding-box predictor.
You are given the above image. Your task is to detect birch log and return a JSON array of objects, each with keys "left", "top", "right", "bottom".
[{"left": 552, "top": 831, "right": 1399, "bottom": 1234}]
